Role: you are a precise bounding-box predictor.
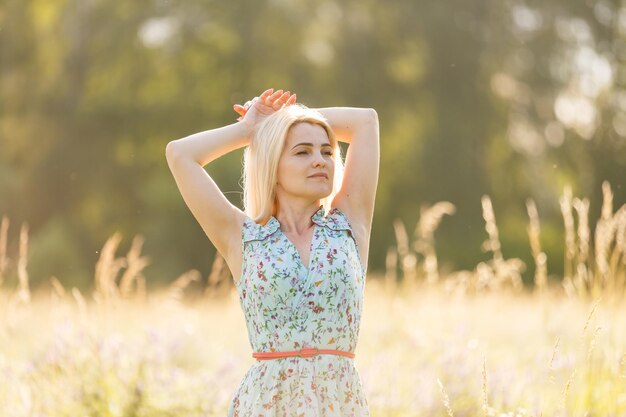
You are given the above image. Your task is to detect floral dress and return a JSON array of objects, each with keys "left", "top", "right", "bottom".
[{"left": 227, "top": 205, "right": 370, "bottom": 416}]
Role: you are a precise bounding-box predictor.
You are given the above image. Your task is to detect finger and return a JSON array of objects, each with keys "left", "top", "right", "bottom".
[
  {"left": 287, "top": 94, "right": 297, "bottom": 104},
  {"left": 271, "top": 91, "right": 290, "bottom": 106},
  {"left": 233, "top": 104, "right": 245, "bottom": 114},
  {"left": 260, "top": 88, "right": 274, "bottom": 100},
  {"left": 266, "top": 89, "right": 284, "bottom": 103},
  {"left": 272, "top": 91, "right": 291, "bottom": 108}
]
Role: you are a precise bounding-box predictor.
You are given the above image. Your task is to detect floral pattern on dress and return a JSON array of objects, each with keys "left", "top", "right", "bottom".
[{"left": 227, "top": 205, "right": 369, "bottom": 417}]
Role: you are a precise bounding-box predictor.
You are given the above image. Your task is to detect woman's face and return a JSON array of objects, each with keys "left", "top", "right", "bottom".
[{"left": 276, "top": 122, "right": 335, "bottom": 202}]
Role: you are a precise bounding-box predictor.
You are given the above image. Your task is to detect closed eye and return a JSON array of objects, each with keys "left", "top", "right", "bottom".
[{"left": 297, "top": 151, "right": 333, "bottom": 156}]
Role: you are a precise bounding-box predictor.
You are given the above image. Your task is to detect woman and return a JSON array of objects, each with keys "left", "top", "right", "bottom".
[{"left": 165, "top": 88, "right": 379, "bottom": 415}]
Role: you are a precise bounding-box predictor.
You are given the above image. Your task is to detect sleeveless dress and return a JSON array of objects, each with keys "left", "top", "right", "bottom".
[{"left": 227, "top": 205, "right": 370, "bottom": 416}]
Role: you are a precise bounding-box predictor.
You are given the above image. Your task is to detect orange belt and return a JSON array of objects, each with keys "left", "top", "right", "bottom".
[{"left": 253, "top": 347, "right": 355, "bottom": 360}]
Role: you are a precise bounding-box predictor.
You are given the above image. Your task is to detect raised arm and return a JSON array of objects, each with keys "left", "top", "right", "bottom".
[
  {"left": 165, "top": 88, "right": 295, "bottom": 263},
  {"left": 165, "top": 120, "right": 251, "bottom": 260},
  {"left": 316, "top": 107, "right": 380, "bottom": 235}
]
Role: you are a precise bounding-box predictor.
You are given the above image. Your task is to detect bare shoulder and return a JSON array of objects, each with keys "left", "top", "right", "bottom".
[{"left": 164, "top": 147, "right": 248, "bottom": 280}]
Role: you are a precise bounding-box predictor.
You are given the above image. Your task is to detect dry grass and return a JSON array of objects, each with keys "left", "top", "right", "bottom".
[
  {"left": 526, "top": 198, "right": 548, "bottom": 294},
  {"left": 0, "top": 182, "right": 625, "bottom": 416},
  {"left": 559, "top": 182, "right": 626, "bottom": 303},
  {"left": 387, "top": 181, "right": 626, "bottom": 304},
  {"left": 1, "top": 279, "right": 624, "bottom": 416}
]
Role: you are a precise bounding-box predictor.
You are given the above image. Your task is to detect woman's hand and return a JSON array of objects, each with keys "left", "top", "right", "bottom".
[{"left": 233, "top": 88, "right": 297, "bottom": 137}]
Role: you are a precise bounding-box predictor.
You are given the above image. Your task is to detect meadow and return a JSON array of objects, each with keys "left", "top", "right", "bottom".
[{"left": 1, "top": 182, "right": 625, "bottom": 416}]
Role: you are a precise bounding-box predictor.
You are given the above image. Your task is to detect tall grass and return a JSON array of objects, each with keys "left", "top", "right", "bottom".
[
  {"left": 0, "top": 182, "right": 625, "bottom": 416},
  {"left": 561, "top": 182, "right": 626, "bottom": 302},
  {"left": 387, "top": 181, "right": 626, "bottom": 303}
]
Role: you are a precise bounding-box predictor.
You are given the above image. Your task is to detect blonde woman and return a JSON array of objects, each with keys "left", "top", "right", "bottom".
[{"left": 165, "top": 88, "right": 379, "bottom": 415}]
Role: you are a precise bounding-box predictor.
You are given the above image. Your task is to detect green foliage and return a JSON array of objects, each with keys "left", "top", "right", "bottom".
[{"left": 1, "top": 0, "right": 625, "bottom": 289}]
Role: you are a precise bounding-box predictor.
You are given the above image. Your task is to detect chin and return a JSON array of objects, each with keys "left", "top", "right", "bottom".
[
  {"left": 302, "top": 190, "right": 331, "bottom": 200},
  {"left": 318, "top": 189, "right": 333, "bottom": 199},
  {"left": 294, "top": 183, "right": 333, "bottom": 199}
]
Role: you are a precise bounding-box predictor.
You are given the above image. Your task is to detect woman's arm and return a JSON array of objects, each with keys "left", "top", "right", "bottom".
[
  {"left": 316, "top": 107, "right": 380, "bottom": 237},
  {"left": 165, "top": 89, "right": 294, "bottom": 266},
  {"left": 165, "top": 120, "right": 251, "bottom": 262},
  {"left": 315, "top": 107, "right": 378, "bottom": 144},
  {"left": 167, "top": 88, "right": 293, "bottom": 165},
  {"left": 166, "top": 121, "right": 250, "bottom": 167}
]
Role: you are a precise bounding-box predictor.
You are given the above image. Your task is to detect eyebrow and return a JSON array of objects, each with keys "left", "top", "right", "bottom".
[{"left": 292, "top": 142, "right": 333, "bottom": 150}]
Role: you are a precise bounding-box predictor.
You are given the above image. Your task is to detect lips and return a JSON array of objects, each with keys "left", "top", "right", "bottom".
[{"left": 309, "top": 173, "right": 328, "bottom": 179}]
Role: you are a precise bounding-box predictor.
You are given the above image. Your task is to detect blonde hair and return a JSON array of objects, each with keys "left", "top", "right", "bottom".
[{"left": 241, "top": 104, "right": 345, "bottom": 224}]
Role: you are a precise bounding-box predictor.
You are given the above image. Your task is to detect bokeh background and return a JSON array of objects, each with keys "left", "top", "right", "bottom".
[
  {"left": 2, "top": 1, "right": 626, "bottom": 416},
  {"left": 2, "top": 0, "right": 626, "bottom": 291}
]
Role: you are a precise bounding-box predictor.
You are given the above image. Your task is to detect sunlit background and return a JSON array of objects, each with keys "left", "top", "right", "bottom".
[
  {"left": 1, "top": 0, "right": 625, "bottom": 288},
  {"left": 1, "top": 0, "right": 625, "bottom": 416}
]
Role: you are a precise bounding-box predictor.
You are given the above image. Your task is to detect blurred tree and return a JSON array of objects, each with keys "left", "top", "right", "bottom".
[{"left": 0, "top": 0, "right": 624, "bottom": 291}]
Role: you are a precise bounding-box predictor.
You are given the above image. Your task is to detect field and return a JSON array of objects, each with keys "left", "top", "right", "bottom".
[
  {"left": 1, "top": 183, "right": 625, "bottom": 416},
  {"left": 0, "top": 279, "right": 624, "bottom": 416}
]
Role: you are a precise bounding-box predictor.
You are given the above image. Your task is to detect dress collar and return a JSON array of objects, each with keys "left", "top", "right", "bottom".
[
  {"left": 243, "top": 205, "right": 351, "bottom": 243},
  {"left": 268, "top": 204, "right": 326, "bottom": 228},
  {"left": 276, "top": 205, "right": 351, "bottom": 232}
]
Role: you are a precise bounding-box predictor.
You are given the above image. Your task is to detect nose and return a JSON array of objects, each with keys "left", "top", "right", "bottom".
[{"left": 313, "top": 150, "right": 326, "bottom": 167}]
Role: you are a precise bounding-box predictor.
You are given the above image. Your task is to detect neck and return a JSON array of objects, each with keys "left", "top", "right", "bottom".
[{"left": 274, "top": 202, "right": 322, "bottom": 234}]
